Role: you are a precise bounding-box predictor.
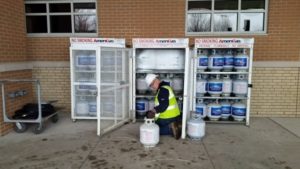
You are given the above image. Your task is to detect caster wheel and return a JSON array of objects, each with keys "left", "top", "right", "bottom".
[
  {"left": 14, "top": 122, "right": 28, "bottom": 133},
  {"left": 33, "top": 124, "right": 44, "bottom": 134},
  {"left": 51, "top": 114, "right": 59, "bottom": 123}
]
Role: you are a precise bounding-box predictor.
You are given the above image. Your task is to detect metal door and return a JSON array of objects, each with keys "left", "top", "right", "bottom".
[{"left": 97, "top": 47, "right": 131, "bottom": 136}]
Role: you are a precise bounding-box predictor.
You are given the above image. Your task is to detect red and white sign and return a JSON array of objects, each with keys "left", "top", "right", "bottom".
[
  {"left": 195, "top": 38, "right": 254, "bottom": 48},
  {"left": 133, "top": 38, "right": 189, "bottom": 48},
  {"left": 70, "top": 38, "right": 125, "bottom": 47}
]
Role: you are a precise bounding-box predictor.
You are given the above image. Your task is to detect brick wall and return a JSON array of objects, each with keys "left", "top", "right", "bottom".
[
  {"left": 260, "top": 0, "right": 300, "bottom": 61},
  {"left": 27, "top": 38, "right": 70, "bottom": 61},
  {"left": 0, "top": 70, "right": 33, "bottom": 136},
  {"left": 0, "top": 0, "right": 27, "bottom": 62},
  {"left": 251, "top": 67, "right": 300, "bottom": 117},
  {"left": 26, "top": 0, "right": 300, "bottom": 61},
  {"left": 0, "top": 0, "right": 29, "bottom": 135},
  {"left": 32, "top": 68, "right": 71, "bottom": 113},
  {"left": 99, "top": 0, "right": 185, "bottom": 39}
]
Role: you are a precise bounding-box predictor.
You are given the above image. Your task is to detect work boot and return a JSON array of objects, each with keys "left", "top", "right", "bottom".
[
  {"left": 177, "top": 121, "right": 182, "bottom": 138},
  {"left": 169, "top": 122, "right": 181, "bottom": 140}
]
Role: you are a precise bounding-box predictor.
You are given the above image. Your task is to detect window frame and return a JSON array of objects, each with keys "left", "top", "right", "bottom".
[
  {"left": 25, "top": 0, "right": 98, "bottom": 37},
  {"left": 185, "top": 0, "right": 269, "bottom": 36}
]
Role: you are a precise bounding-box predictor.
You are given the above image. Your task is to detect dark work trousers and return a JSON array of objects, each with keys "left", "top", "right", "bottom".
[{"left": 155, "top": 116, "right": 181, "bottom": 135}]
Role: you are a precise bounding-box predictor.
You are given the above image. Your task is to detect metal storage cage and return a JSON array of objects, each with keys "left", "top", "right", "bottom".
[
  {"left": 191, "top": 38, "right": 254, "bottom": 126},
  {"left": 132, "top": 38, "right": 191, "bottom": 139},
  {"left": 70, "top": 38, "right": 132, "bottom": 136}
]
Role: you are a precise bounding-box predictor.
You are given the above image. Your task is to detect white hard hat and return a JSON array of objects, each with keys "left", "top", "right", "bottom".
[{"left": 145, "top": 74, "right": 158, "bottom": 87}]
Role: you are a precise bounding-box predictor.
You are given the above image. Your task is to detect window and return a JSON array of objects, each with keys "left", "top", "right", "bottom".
[
  {"left": 186, "top": 0, "right": 268, "bottom": 35},
  {"left": 25, "top": 1, "right": 97, "bottom": 36}
]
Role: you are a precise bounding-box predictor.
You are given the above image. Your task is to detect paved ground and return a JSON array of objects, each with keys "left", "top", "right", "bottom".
[
  {"left": 270, "top": 117, "right": 300, "bottom": 138},
  {"left": 0, "top": 113, "right": 299, "bottom": 169}
]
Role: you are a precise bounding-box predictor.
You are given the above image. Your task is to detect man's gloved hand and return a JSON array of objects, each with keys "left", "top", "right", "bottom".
[{"left": 146, "top": 109, "right": 156, "bottom": 118}]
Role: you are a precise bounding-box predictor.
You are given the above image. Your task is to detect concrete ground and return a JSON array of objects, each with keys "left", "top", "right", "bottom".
[{"left": 0, "top": 113, "right": 299, "bottom": 169}]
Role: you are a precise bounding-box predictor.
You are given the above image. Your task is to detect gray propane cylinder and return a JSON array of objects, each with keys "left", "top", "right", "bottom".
[
  {"left": 197, "top": 49, "right": 208, "bottom": 71},
  {"left": 196, "top": 74, "right": 207, "bottom": 97},
  {"left": 231, "top": 101, "right": 246, "bottom": 121},
  {"left": 187, "top": 118, "right": 205, "bottom": 140},
  {"left": 137, "top": 75, "right": 148, "bottom": 94},
  {"left": 233, "top": 75, "right": 248, "bottom": 97},
  {"left": 148, "top": 99, "right": 155, "bottom": 110},
  {"left": 76, "top": 99, "right": 89, "bottom": 116},
  {"left": 222, "top": 74, "right": 232, "bottom": 97},
  {"left": 208, "top": 49, "right": 224, "bottom": 72},
  {"left": 172, "top": 75, "right": 183, "bottom": 94},
  {"left": 160, "top": 74, "right": 173, "bottom": 87},
  {"left": 140, "top": 118, "right": 159, "bottom": 148},
  {"left": 234, "top": 49, "right": 249, "bottom": 72},
  {"left": 208, "top": 75, "right": 223, "bottom": 96}
]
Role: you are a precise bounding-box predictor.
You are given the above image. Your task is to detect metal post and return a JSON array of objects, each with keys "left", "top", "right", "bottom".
[
  {"left": 37, "top": 80, "right": 42, "bottom": 123},
  {"left": 246, "top": 44, "right": 254, "bottom": 126},
  {"left": 1, "top": 83, "right": 6, "bottom": 121}
]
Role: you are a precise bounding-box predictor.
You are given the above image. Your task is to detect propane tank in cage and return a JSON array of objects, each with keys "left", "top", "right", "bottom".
[
  {"left": 223, "top": 50, "right": 234, "bottom": 71},
  {"left": 88, "top": 101, "right": 97, "bottom": 116},
  {"left": 234, "top": 49, "right": 249, "bottom": 72},
  {"left": 76, "top": 53, "right": 89, "bottom": 70},
  {"left": 187, "top": 118, "right": 205, "bottom": 140},
  {"left": 155, "top": 50, "right": 185, "bottom": 70},
  {"left": 102, "top": 54, "right": 115, "bottom": 71},
  {"left": 137, "top": 75, "right": 148, "bottom": 94},
  {"left": 140, "top": 118, "right": 159, "bottom": 148},
  {"left": 197, "top": 49, "right": 208, "bottom": 71},
  {"left": 233, "top": 75, "right": 248, "bottom": 97},
  {"left": 136, "top": 50, "right": 156, "bottom": 70},
  {"left": 148, "top": 99, "right": 155, "bottom": 110},
  {"left": 232, "top": 101, "right": 246, "bottom": 121},
  {"left": 208, "top": 75, "right": 223, "bottom": 97},
  {"left": 172, "top": 75, "right": 183, "bottom": 94},
  {"left": 220, "top": 100, "right": 231, "bottom": 120},
  {"left": 222, "top": 74, "right": 232, "bottom": 97},
  {"left": 208, "top": 49, "right": 224, "bottom": 72},
  {"left": 89, "top": 85, "right": 97, "bottom": 95},
  {"left": 136, "top": 98, "right": 149, "bottom": 118},
  {"left": 89, "top": 54, "right": 96, "bottom": 70},
  {"left": 196, "top": 74, "right": 207, "bottom": 97},
  {"left": 160, "top": 74, "right": 173, "bottom": 87},
  {"left": 77, "top": 85, "right": 90, "bottom": 94},
  {"left": 195, "top": 99, "right": 207, "bottom": 119},
  {"left": 76, "top": 98, "right": 89, "bottom": 116},
  {"left": 207, "top": 101, "right": 222, "bottom": 121}
]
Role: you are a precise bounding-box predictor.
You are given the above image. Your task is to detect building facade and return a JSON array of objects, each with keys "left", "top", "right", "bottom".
[{"left": 0, "top": 0, "right": 300, "bottom": 135}]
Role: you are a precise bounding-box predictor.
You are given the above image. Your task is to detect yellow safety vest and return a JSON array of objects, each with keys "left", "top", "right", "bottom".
[{"left": 154, "top": 85, "right": 180, "bottom": 119}]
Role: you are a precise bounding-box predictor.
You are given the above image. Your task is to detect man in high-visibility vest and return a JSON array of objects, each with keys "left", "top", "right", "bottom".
[{"left": 145, "top": 74, "right": 181, "bottom": 139}]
